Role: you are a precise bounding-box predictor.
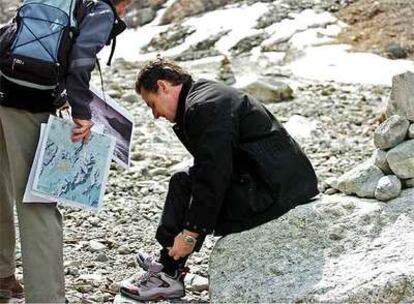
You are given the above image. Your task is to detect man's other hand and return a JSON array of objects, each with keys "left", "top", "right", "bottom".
[{"left": 72, "top": 118, "right": 93, "bottom": 143}]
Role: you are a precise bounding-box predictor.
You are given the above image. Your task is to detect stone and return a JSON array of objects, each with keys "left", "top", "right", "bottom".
[
  {"left": 386, "top": 72, "right": 414, "bottom": 122},
  {"left": 403, "top": 178, "right": 414, "bottom": 188},
  {"left": 375, "top": 175, "right": 402, "bottom": 201},
  {"left": 149, "top": 168, "right": 169, "bottom": 176},
  {"left": 408, "top": 124, "right": 414, "bottom": 139},
  {"left": 114, "top": 294, "right": 138, "bottom": 304},
  {"left": 160, "top": 0, "right": 228, "bottom": 25},
  {"left": 230, "top": 33, "right": 268, "bottom": 56},
  {"left": 387, "top": 140, "right": 414, "bottom": 179},
  {"left": 372, "top": 149, "right": 392, "bottom": 174},
  {"left": 118, "top": 245, "right": 131, "bottom": 255},
  {"left": 384, "top": 43, "right": 408, "bottom": 59},
  {"left": 325, "top": 177, "right": 339, "bottom": 189},
  {"left": 185, "top": 274, "right": 209, "bottom": 292},
  {"left": 142, "top": 24, "right": 196, "bottom": 52},
  {"left": 283, "top": 115, "right": 322, "bottom": 143},
  {"left": 89, "top": 217, "right": 100, "bottom": 227},
  {"left": 122, "top": 93, "right": 139, "bottom": 104},
  {"left": 133, "top": 8, "right": 156, "bottom": 26},
  {"left": 210, "top": 190, "right": 414, "bottom": 303},
  {"left": 77, "top": 274, "right": 104, "bottom": 287},
  {"left": 373, "top": 115, "right": 409, "bottom": 150},
  {"left": 88, "top": 240, "right": 106, "bottom": 252},
  {"left": 218, "top": 57, "right": 236, "bottom": 86},
  {"left": 239, "top": 79, "right": 293, "bottom": 104},
  {"left": 96, "top": 253, "right": 109, "bottom": 262},
  {"left": 335, "top": 161, "right": 384, "bottom": 198},
  {"left": 324, "top": 188, "right": 338, "bottom": 195}
]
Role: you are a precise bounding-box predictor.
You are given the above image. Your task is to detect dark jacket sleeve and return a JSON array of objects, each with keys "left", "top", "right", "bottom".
[
  {"left": 66, "top": 2, "right": 114, "bottom": 119},
  {"left": 183, "top": 99, "right": 235, "bottom": 234}
]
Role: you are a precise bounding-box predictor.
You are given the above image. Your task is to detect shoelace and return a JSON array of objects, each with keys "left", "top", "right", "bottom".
[
  {"left": 137, "top": 271, "right": 156, "bottom": 286},
  {"left": 136, "top": 264, "right": 163, "bottom": 286}
]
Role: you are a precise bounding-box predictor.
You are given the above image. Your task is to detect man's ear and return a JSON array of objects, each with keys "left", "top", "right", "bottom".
[{"left": 157, "top": 80, "right": 168, "bottom": 93}]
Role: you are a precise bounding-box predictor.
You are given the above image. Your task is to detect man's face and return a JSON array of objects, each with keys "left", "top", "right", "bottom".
[
  {"left": 140, "top": 81, "right": 179, "bottom": 123},
  {"left": 115, "top": 0, "right": 131, "bottom": 17}
]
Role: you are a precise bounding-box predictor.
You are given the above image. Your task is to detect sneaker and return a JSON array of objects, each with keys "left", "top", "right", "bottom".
[
  {"left": 134, "top": 250, "right": 157, "bottom": 271},
  {"left": 120, "top": 260, "right": 185, "bottom": 301}
]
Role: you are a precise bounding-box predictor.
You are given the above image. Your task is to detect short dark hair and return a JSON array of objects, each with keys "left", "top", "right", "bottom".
[
  {"left": 112, "top": 0, "right": 131, "bottom": 6},
  {"left": 135, "top": 58, "right": 192, "bottom": 94}
]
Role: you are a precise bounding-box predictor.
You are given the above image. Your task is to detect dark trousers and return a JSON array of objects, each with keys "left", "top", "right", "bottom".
[{"left": 155, "top": 172, "right": 206, "bottom": 275}]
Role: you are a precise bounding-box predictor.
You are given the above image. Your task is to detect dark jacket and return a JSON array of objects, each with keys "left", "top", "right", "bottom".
[
  {"left": 174, "top": 79, "right": 319, "bottom": 236},
  {"left": 0, "top": 1, "right": 114, "bottom": 117}
]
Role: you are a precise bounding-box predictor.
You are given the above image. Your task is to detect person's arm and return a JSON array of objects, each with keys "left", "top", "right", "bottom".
[
  {"left": 184, "top": 100, "right": 235, "bottom": 234},
  {"left": 168, "top": 99, "right": 235, "bottom": 259},
  {"left": 66, "top": 2, "right": 114, "bottom": 142}
]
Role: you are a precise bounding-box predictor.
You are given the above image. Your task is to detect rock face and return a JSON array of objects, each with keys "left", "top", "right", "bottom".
[
  {"left": 335, "top": 161, "right": 384, "bottom": 198},
  {"left": 240, "top": 79, "right": 293, "bottom": 104},
  {"left": 373, "top": 115, "right": 409, "bottom": 150},
  {"left": 160, "top": 0, "right": 230, "bottom": 25},
  {"left": 210, "top": 190, "right": 414, "bottom": 303},
  {"left": 386, "top": 72, "right": 414, "bottom": 121},
  {"left": 386, "top": 140, "right": 414, "bottom": 179}
]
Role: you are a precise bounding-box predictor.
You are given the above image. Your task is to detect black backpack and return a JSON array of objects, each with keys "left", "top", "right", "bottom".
[{"left": 0, "top": 0, "right": 125, "bottom": 91}]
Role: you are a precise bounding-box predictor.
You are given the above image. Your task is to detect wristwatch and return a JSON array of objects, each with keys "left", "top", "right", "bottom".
[{"left": 181, "top": 231, "right": 197, "bottom": 246}]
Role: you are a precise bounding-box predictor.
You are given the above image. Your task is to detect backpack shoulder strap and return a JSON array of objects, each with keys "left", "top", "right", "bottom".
[{"left": 99, "top": 0, "right": 126, "bottom": 66}]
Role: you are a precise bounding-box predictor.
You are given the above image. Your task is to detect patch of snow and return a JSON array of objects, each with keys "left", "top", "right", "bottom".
[
  {"left": 262, "top": 9, "right": 337, "bottom": 48},
  {"left": 99, "top": 4, "right": 414, "bottom": 87},
  {"left": 100, "top": 2, "right": 270, "bottom": 62},
  {"left": 287, "top": 44, "right": 414, "bottom": 86}
]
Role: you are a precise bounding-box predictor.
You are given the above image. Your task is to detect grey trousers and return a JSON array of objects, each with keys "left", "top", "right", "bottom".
[{"left": 0, "top": 106, "right": 65, "bottom": 303}]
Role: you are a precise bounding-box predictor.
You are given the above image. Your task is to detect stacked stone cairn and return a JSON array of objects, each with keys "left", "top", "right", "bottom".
[{"left": 330, "top": 71, "right": 414, "bottom": 201}]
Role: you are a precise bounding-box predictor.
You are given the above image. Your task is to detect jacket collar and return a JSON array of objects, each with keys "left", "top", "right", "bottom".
[{"left": 174, "top": 78, "right": 193, "bottom": 126}]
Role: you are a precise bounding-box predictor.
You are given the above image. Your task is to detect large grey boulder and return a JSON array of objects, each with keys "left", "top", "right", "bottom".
[
  {"left": 375, "top": 175, "right": 402, "bottom": 201},
  {"left": 387, "top": 139, "right": 414, "bottom": 179},
  {"left": 210, "top": 190, "right": 414, "bottom": 303},
  {"left": 335, "top": 161, "right": 384, "bottom": 198},
  {"left": 372, "top": 149, "right": 392, "bottom": 174},
  {"left": 239, "top": 79, "right": 293, "bottom": 104},
  {"left": 373, "top": 115, "right": 409, "bottom": 150},
  {"left": 385, "top": 71, "right": 414, "bottom": 121}
]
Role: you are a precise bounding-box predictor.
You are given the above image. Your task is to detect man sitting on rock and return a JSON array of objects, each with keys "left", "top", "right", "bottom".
[{"left": 120, "top": 58, "right": 319, "bottom": 301}]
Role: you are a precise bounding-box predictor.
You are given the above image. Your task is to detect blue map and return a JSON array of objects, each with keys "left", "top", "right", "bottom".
[{"left": 33, "top": 116, "right": 115, "bottom": 211}]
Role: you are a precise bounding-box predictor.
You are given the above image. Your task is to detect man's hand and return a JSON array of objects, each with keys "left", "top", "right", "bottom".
[
  {"left": 168, "top": 230, "right": 199, "bottom": 261},
  {"left": 72, "top": 118, "right": 93, "bottom": 143}
]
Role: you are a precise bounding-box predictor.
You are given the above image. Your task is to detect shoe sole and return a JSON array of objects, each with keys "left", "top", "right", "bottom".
[{"left": 120, "top": 290, "right": 185, "bottom": 302}]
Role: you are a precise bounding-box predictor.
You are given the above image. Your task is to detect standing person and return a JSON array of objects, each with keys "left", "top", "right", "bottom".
[
  {"left": 0, "top": 0, "right": 130, "bottom": 302},
  {"left": 120, "top": 58, "right": 319, "bottom": 301}
]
